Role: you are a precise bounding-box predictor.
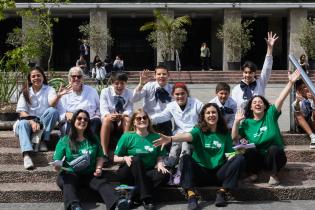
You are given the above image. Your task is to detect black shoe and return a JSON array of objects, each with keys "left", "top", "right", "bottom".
[
  {"left": 117, "top": 197, "right": 129, "bottom": 210},
  {"left": 142, "top": 199, "right": 156, "bottom": 210},
  {"left": 214, "top": 191, "right": 227, "bottom": 207},
  {"left": 187, "top": 196, "right": 199, "bottom": 210}
]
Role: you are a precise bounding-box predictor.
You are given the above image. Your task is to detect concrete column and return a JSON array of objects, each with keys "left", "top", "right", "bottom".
[
  {"left": 222, "top": 9, "right": 241, "bottom": 71},
  {"left": 211, "top": 16, "right": 223, "bottom": 70},
  {"left": 89, "top": 9, "right": 108, "bottom": 61},
  {"left": 288, "top": 9, "right": 307, "bottom": 70},
  {"left": 157, "top": 9, "right": 174, "bottom": 64},
  {"left": 22, "top": 13, "right": 41, "bottom": 66}
]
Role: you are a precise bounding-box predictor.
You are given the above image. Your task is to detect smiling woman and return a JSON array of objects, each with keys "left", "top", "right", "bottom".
[{"left": 153, "top": 103, "right": 245, "bottom": 208}]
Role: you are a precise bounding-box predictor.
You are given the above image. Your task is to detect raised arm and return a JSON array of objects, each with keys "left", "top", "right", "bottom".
[
  {"left": 275, "top": 70, "right": 301, "bottom": 112},
  {"left": 153, "top": 132, "right": 193, "bottom": 150},
  {"left": 133, "top": 69, "right": 151, "bottom": 100},
  {"left": 231, "top": 109, "right": 245, "bottom": 142}
]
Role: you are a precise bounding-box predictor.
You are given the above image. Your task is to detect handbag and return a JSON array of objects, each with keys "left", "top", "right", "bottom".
[{"left": 68, "top": 152, "right": 91, "bottom": 172}]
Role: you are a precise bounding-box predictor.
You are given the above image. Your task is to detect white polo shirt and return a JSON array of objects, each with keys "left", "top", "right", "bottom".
[
  {"left": 58, "top": 84, "right": 100, "bottom": 119},
  {"left": 132, "top": 81, "right": 173, "bottom": 116},
  {"left": 151, "top": 97, "right": 203, "bottom": 135},
  {"left": 209, "top": 96, "right": 237, "bottom": 129},
  {"left": 100, "top": 86, "right": 133, "bottom": 118},
  {"left": 16, "top": 85, "right": 56, "bottom": 117},
  {"left": 231, "top": 55, "right": 273, "bottom": 108}
]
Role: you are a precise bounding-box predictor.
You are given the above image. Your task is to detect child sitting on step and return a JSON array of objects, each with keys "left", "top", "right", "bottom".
[{"left": 292, "top": 79, "right": 315, "bottom": 149}]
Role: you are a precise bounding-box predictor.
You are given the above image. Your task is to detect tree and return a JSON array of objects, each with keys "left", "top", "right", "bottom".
[
  {"left": 298, "top": 18, "right": 315, "bottom": 60},
  {"left": 79, "top": 21, "right": 114, "bottom": 59},
  {"left": 0, "top": 0, "right": 15, "bottom": 21},
  {"left": 140, "top": 9, "right": 191, "bottom": 62},
  {"left": 217, "top": 19, "right": 254, "bottom": 62}
]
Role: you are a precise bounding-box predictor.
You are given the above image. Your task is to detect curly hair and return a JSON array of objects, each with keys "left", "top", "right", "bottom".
[
  {"left": 197, "top": 103, "right": 228, "bottom": 134},
  {"left": 69, "top": 109, "right": 98, "bottom": 152},
  {"left": 244, "top": 95, "right": 270, "bottom": 118}
]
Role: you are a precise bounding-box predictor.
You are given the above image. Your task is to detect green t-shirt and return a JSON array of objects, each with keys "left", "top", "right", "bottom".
[
  {"left": 238, "top": 104, "right": 284, "bottom": 154},
  {"left": 189, "top": 127, "right": 233, "bottom": 170},
  {"left": 53, "top": 135, "right": 104, "bottom": 174},
  {"left": 114, "top": 132, "right": 166, "bottom": 169}
]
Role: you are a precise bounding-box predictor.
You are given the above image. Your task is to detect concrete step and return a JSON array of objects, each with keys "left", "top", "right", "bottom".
[
  {"left": 0, "top": 162, "right": 313, "bottom": 184},
  {"left": 0, "top": 130, "right": 310, "bottom": 148},
  {"left": 285, "top": 145, "right": 315, "bottom": 162},
  {"left": 0, "top": 130, "right": 60, "bottom": 148},
  {"left": 1, "top": 180, "right": 315, "bottom": 203},
  {"left": 0, "top": 148, "right": 53, "bottom": 165}
]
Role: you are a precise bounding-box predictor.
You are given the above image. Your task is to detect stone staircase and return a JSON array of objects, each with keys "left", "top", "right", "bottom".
[
  {"left": 48, "top": 70, "right": 315, "bottom": 85},
  {"left": 0, "top": 123, "right": 315, "bottom": 203}
]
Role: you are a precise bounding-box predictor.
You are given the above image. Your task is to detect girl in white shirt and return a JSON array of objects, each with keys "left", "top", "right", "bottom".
[
  {"left": 151, "top": 82, "right": 203, "bottom": 166},
  {"left": 15, "top": 67, "right": 60, "bottom": 170}
]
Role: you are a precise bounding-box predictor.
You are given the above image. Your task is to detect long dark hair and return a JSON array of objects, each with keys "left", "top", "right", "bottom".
[
  {"left": 244, "top": 95, "right": 270, "bottom": 118},
  {"left": 69, "top": 109, "right": 97, "bottom": 151},
  {"left": 197, "top": 103, "right": 228, "bottom": 134},
  {"left": 22, "top": 66, "right": 48, "bottom": 105}
]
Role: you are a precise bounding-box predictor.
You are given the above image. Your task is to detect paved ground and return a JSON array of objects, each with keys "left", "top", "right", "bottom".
[
  {"left": 1, "top": 200, "right": 315, "bottom": 210},
  {"left": 130, "top": 83, "right": 292, "bottom": 131}
]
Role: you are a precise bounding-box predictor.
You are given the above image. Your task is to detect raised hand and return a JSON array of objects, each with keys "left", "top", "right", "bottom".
[
  {"left": 57, "top": 84, "right": 72, "bottom": 98},
  {"left": 288, "top": 69, "right": 301, "bottom": 84},
  {"left": 265, "top": 31, "right": 279, "bottom": 48},
  {"left": 139, "top": 69, "right": 151, "bottom": 86},
  {"left": 153, "top": 133, "right": 172, "bottom": 151},
  {"left": 235, "top": 109, "right": 245, "bottom": 123}
]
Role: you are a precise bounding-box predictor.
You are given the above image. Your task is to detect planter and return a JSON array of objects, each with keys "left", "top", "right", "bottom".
[
  {"left": 159, "top": 61, "right": 176, "bottom": 71},
  {"left": 227, "top": 62, "right": 241, "bottom": 70},
  {"left": 309, "top": 60, "right": 315, "bottom": 70},
  {"left": 0, "top": 112, "right": 18, "bottom": 121}
]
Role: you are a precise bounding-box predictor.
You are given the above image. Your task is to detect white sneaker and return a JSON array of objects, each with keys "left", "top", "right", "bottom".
[
  {"left": 23, "top": 155, "right": 34, "bottom": 170},
  {"left": 268, "top": 175, "right": 280, "bottom": 186},
  {"left": 310, "top": 136, "right": 315, "bottom": 149}
]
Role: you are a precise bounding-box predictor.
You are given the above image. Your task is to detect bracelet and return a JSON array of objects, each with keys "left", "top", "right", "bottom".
[
  {"left": 122, "top": 156, "right": 125, "bottom": 162},
  {"left": 170, "top": 137, "right": 173, "bottom": 143}
]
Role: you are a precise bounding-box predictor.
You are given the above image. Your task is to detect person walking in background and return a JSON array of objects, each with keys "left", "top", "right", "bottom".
[
  {"left": 76, "top": 55, "right": 88, "bottom": 76},
  {"left": 113, "top": 55, "right": 124, "bottom": 72},
  {"left": 299, "top": 54, "right": 309, "bottom": 75},
  {"left": 200, "top": 42, "right": 210, "bottom": 71},
  {"left": 79, "top": 39, "right": 90, "bottom": 73}
]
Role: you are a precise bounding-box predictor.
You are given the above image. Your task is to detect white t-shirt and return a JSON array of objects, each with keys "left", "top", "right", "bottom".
[
  {"left": 100, "top": 86, "right": 133, "bottom": 118},
  {"left": 16, "top": 84, "right": 56, "bottom": 117}
]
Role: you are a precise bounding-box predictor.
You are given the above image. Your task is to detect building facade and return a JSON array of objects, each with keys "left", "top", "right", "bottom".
[{"left": 1, "top": 0, "right": 315, "bottom": 71}]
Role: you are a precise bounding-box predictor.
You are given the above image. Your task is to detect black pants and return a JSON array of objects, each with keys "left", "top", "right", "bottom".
[
  {"left": 116, "top": 156, "right": 170, "bottom": 201},
  {"left": 180, "top": 154, "right": 245, "bottom": 190},
  {"left": 201, "top": 57, "right": 209, "bottom": 70},
  {"left": 244, "top": 145, "right": 287, "bottom": 175},
  {"left": 57, "top": 172, "right": 118, "bottom": 210}
]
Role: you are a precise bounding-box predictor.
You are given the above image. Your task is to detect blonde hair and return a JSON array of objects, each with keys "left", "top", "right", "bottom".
[{"left": 128, "top": 108, "right": 155, "bottom": 133}]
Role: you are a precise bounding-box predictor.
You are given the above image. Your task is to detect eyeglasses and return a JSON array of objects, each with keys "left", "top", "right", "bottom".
[
  {"left": 135, "top": 116, "right": 148, "bottom": 122},
  {"left": 71, "top": 75, "right": 82, "bottom": 79},
  {"left": 76, "top": 116, "right": 89, "bottom": 122}
]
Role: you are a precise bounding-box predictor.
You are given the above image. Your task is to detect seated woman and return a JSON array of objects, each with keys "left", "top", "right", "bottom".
[
  {"left": 14, "top": 66, "right": 59, "bottom": 170},
  {"left": 114, "top": 108, "right": 170, "bottom": 210},
  {"left": 231, "top": 70, "right": 300, "bottom": 186},
  {"left": 151, "top": 82, "right": 203, "bottom": 167},
  {"left": 154, "top": 103, "right": 245, "bottom": 208},
  {"left": 58, "top": 66, "right": 101, "bottom": 136},
  {"left": 53, "top": 109, "right": 129, "bottom": 210}
]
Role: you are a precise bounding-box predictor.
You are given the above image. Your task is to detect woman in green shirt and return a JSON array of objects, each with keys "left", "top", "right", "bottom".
[
  {"left": 153, "top": 103, "right": 245, "bottom": 209},
  {"left": 231, "top": 70, "right": 301, "bottom": 186},
  {"left": 114, "top": 108, "right": 170, "bottom": 210},
  {"left": 53, "top": 109, "right": 128, "bottom": 210}
]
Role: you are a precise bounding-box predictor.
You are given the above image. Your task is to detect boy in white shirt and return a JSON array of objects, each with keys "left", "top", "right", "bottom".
[
  {"left": 92, "top": 62, "right": 108, "bottom": 85},
  {"left": 292, "top": 79, "right": 315, "bottom": 148},
  {"left": 210, "top": 82, "right": 237, "bottom": 129},
  {"left": 100, "top": 73, "right": 133, "bottom": 157},
  {"left": 231, "top": 31, "right": 278, "bottom": 109},
  {"left": 132, "top": 65, "right": 173, "bottom": 136}
]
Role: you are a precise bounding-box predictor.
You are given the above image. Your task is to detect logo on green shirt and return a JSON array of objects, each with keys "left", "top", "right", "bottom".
[{"left": 253, "top": 126, "right": 267, "bottom": 138}]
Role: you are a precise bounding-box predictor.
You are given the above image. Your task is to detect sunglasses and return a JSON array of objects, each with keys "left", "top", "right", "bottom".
[
  {"left": 135, "top": 116, "right": 148, "bottom": 122},
  {"left": 71, "top": 75, "right": 82, "bottom": 79},
  {"left": 76, "top": 116, "right": 89, "bottom": 122}
]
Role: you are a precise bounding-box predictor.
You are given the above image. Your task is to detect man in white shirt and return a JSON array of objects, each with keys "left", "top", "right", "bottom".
[
  {"left": 100, "top": 73, "right": 133, "bottom": 156},
  {"left": 132, "top": 65, "right": 173, "bottom": 136},
  {"left": 231, "top": 31, "right": 278, "bottom": 109}
]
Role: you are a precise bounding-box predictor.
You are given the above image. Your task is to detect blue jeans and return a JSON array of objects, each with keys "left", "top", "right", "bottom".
[{"left": 16, "top": 107, "right": 59, "bottom": 153}]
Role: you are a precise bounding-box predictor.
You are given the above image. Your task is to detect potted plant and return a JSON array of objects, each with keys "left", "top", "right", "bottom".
[
  {"left": 298, "top": 18, "right": 315, "bottom": 70},
  {"left": 216, "top": 18, "right": 254, "bottom": 70},
  {"left": 140, "top": 9, "right": 191, "bottom": 71}
]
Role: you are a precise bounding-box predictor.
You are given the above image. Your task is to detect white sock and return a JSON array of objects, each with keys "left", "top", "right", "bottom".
[{"left": 309, "top": 133, "right": 315, "bottom": 139}]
